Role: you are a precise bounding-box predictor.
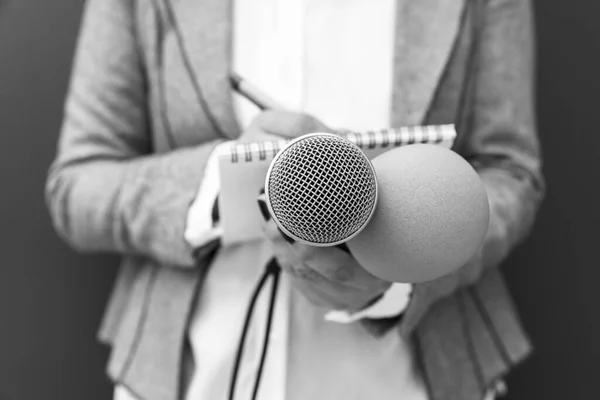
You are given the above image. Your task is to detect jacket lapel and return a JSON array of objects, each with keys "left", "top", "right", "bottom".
[
  {"left": 164, "top": 0, "right": 240, "bottom": 140},
  {"left": 164, "top": 0, "right": 466, "bottom": 138},
  {"left": 391, "top": 0, "right": 467, "bottom": 127}
]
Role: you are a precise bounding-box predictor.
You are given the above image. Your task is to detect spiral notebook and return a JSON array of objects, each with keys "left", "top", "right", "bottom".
[{"left": 218, "top": 124, "right": 457, "bottom": 245}]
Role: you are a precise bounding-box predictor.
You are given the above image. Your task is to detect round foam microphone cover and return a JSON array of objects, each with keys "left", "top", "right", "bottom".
[{"left": 347, "top": 144, "right": 490, "bottom": 283}]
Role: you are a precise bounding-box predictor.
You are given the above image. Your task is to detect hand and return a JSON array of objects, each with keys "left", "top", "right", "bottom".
[
  {"left": 238, "top": 110, "right": 334, "bottom": 143},
  {"left": 257, "top": 197, "right": 392, "bottom": 312}
]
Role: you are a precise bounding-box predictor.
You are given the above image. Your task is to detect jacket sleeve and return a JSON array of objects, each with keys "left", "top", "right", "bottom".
[
  {"left": 399, "top": 0, "right": 545, "bottom": 336},
  {"left": 45, "top": 0, "right": 223, "bottom": 268}
]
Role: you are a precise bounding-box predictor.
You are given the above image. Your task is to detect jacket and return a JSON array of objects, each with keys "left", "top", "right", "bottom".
[{"left": 45, "top": 0, "right": 545, "bottom": 399}]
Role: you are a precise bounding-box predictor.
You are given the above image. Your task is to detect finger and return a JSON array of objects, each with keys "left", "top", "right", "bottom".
[
  {"left": 257, "top": 194, "right": 387, "bottom": 293},
  {"left": 287, "top": 276, "right": 333, "bottom": 309},
  {"left": 287, "top": 270, "right": 347, "bottom": 309},
  {"left": 237, "top": 129, "right": 281, "bottom": 144},
  {"left": 292, "top": 277, "right": 346, "bottom": 309},
  {"left": 293, "top": 245, "right": 386, "bottom": 291},
  {"left": 269, "top": 237, "right": 386, "bottom": 292},
  {"left": 250, "top": 110, "right": 332, "bottom": 138},
  {"left": 287, "top": 268, "right": 369, "bottom": 310}
]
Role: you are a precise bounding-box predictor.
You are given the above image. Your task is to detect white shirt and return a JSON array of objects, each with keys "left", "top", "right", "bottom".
[{"left": 115, "top": 0, "right": 428, "bottom": 399}]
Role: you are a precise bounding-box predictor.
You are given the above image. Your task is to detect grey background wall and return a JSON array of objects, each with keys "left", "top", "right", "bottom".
[
  {"left": 0, "top": 0, "right": 597, "bottom": 399},
  {"left": 0, "top": 1, "right": 116, "bottom": 399}
]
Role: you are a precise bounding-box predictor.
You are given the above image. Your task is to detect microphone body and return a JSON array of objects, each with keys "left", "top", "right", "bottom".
[{"left": 264, "top": 133, "right": 489, "bottom": 283}]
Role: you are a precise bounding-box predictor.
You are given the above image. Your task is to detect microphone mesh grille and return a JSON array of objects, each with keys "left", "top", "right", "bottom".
[{"left": 267, "top": 134, "right": 377, "bottom": 245}]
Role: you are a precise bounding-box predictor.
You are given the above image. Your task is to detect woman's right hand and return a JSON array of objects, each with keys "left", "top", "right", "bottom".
[{"left": 237, "top": 110, "right": 333, "bottom": 143}]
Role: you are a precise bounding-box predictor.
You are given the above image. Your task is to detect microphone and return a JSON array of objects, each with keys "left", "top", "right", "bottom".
[
  {"left": 264, "top": 133, "right": 378, "bottom": 246},
  {"left": 263, "top": 133, "right": 489, "bottom": 283},
  {"left": 345, "top": 142, "right": 489, "bottom": 283}
]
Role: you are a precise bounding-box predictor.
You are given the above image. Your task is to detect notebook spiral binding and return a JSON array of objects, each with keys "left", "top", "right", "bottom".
[{"left": 222, "top": 124, "right": 456, "bottom": 163}]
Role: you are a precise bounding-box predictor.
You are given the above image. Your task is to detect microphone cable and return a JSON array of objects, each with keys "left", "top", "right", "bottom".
[
  {"left": 228, "top": 258, "right": 281, "bottom": 400},
  {"left": 199, "top": 194, "right": 282, "bottom": 400}
]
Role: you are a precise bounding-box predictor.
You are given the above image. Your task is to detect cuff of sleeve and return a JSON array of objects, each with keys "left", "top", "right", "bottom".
[
  {"left": 184, "top": 141, "right": 233, "bottom": 248},
  {"left": 324, "top": 283, "right": 413, "bottom": 324}
]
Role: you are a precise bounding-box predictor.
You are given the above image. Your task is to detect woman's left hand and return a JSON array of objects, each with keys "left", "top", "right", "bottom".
[{"left": 258, "top": 199, "right": 392, "bottom": 312}]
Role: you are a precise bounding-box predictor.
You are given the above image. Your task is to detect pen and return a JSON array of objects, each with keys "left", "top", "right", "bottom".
[{"left": 229, "top": 72, "right": 284, "bottom": 110}]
